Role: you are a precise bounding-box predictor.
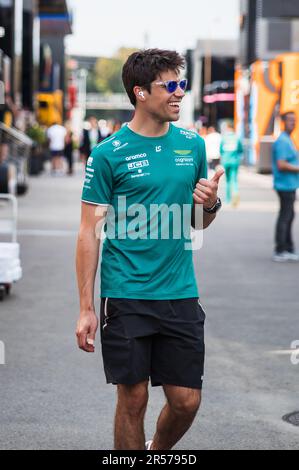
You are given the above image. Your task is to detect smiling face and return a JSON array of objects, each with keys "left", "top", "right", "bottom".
[{"left": 136, "top": 70, "right": 185, "bottom": 123}]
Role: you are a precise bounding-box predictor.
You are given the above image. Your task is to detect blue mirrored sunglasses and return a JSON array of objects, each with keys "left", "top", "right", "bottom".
[{"left": 154, "top": 79, "right": 188, "bottom": 93}]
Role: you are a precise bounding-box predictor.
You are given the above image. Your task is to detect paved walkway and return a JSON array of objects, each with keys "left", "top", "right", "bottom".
[{"left": 0, "top": 164, "right": 299, "bottom": 449}]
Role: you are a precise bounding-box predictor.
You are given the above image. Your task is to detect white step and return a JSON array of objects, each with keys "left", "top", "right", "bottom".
[
  {"left": 0, "top": 258, "right": 21, "bottom": 269},
  {"left": 0, "top": 243, "right": 20, "bottom": 258},
  {"left": 0, "top": 266, "right": 22, "bottom": 283}
]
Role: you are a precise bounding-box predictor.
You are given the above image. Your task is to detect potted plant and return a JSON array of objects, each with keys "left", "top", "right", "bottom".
[{"left": 26, "top": 124, "right": 47, "bottom": 175}]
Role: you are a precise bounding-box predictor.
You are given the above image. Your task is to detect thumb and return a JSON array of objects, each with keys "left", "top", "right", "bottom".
[
  {"left": 87, "top": 318, "right": 98, "bottom": 346},
  {"left": 211, "top": 166, "right": 225, "bottom": 183}
]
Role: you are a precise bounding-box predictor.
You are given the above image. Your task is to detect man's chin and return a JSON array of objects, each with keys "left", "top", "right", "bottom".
[
  {"left": 168, "top": 113, "right": 180, "bottom": 122},
  {"left": 155, "top": 112, "right": 180, "bottom": 123}
]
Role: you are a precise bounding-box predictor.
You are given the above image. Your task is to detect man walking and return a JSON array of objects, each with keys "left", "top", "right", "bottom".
[
  {"left": 76, "top": 49, "right": 223, "bottom": 450},
  {"left": 47, "top": 121, "right": 66, "bottom": 174},
  {"left": 272, "top": 112, "right": 299, "bottom": 262},
  {"left": 80, "top": 116, "right": 103, "bottom": 164},
  {"left": 220, "top": 122, "right": 243, "bottom": 206},
  {"left": 205, "top": 126, "right": 221, "bottom": 170}
]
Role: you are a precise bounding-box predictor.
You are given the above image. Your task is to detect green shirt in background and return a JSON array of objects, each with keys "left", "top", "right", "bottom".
[
  {"left": 82, "top": 124, "right": 207, "bottom": 300},
  {"left": 220, "top": 131, "right": 243, "bottom": 166}
]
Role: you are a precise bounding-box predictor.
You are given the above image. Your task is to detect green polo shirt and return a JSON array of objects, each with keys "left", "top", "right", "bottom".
[{"left": 82, "top": 124, "right": 207, "bottom": 299}]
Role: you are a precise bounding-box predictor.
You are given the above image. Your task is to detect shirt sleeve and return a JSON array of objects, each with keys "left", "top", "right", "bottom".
[
  {"left": 275, "top": 139, "right": 292, "bottom": 162},
  {"left": 81, "top": 147, "right": 113, "bottom": 205}
]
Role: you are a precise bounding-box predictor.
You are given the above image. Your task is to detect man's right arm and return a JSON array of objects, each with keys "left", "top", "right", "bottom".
[
  {"left": 277, "top": 159, "right": 299, "bottom": 172},
  {"left": 276, "top": 140, "right": 299, "bottom": 172},
  {"left": 76, "top": 202, "right": 107, "bottom": 353}
]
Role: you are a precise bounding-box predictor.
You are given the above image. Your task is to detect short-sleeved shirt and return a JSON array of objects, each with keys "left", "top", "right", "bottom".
[
  {"left": 47, "top": 125, "right": 66, "bottom": 151},
  {"left": 81, "top": 123, "right": 207, "bottom": 300},
  {"left": 205, "top": 132, "right": 221, "bottom": 161},
  {"left": 272, "top": 132, "right": 299, "bottom": 191}
]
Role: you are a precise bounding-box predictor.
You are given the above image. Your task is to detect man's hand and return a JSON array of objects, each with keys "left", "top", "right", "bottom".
[
  {"left": 193, "top": 167, "right": 225, "bottom": 208},
  {"left": 76, "top": 311, "right": 98, "bottom": 353}
]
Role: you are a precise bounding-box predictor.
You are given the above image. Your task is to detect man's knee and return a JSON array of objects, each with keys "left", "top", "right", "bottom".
[
  {"left": 168, "top": 390, "right": 201, "bottom": 417},
  {"left": 117, "top": 381, "right": 149, "bottom": 418}
]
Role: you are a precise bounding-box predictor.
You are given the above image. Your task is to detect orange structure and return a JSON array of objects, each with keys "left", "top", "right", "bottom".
[{"left": 236, "top": 53, "right": 299, "bottom": 170}]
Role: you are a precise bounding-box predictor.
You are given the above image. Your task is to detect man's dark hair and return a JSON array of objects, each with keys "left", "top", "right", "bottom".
[
  {"left": 281, "top": 111, "right": 295, "bottom": 122},
  {"left": 122, "top": 49, "right": 185, "bottom": 106}
]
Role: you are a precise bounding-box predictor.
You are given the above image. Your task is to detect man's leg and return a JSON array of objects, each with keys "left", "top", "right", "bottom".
[
  {"left": 114, "top": 380, "right": 149, "bottom": 450},
  {"left": 275, "top": 191, "right": 291, "bottom": 253},
  {"left": 285, "top": 191, "right": 296, "bottom": 253},
  {"left": 53, "top": 155, "right": 61, "bottom": 171},
  {"left": 151, "top": 385, "right": 201, "bottom": 450},
  {"left": 231, "top": 165, "right": 240, "bottom": 206},
  {"left": 58, "top": 154, "right": 64, "bottom": 171},
  {"left": 231, "top": 165, "right": 239, "bottom": 194},
  {"left": 224, "top": 165, "right": 232, "bottom": 203},
  {"left": 51, "top": 154, "right": 56, "bottom": 172}
]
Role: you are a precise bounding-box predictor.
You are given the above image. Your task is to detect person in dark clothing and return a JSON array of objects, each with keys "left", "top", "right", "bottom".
[
  {"left": 65, "top": 122, "right": 74, "bottom": 175},
  {"left": 272, "top": 111, "right": 299, "bottom": 262},
  {"left": 80, "top": 116, "right": 103, "bottom": 163}
]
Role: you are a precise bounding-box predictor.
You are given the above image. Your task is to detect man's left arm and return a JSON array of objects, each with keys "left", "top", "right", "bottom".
[{"left": 192, "top": 168, "right": 224, "bottom": 229}]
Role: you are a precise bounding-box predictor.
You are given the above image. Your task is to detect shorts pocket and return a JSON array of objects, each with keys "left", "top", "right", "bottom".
[
  {"left": 197, "top": 299, "right": 206, "bottom": 321},
  {"left": 103, "top": 297, "right": 109, "bottom": 330}
]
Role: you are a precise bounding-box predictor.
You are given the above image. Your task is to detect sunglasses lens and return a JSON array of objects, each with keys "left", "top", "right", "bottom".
[
  {"left": 165, "top": 80, "right": 187, "bottom": 92},
  {"left": 180, "top": 79, "right": 187, "bottom": 91},
  {"left": 166, "top": 81, "right": 178, "bottom": 93}
]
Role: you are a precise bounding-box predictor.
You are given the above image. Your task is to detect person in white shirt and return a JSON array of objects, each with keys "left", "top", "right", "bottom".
[
  {"left": 205, "top": 126, "right": 221, "bottom": 170},
  {"left": 47, "top": 122, "right": 67, "bottom": 174}
]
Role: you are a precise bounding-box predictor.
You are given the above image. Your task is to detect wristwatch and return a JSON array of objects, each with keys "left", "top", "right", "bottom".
[{"left": 203, "top": 197, "right": 222, "bottom": 214}]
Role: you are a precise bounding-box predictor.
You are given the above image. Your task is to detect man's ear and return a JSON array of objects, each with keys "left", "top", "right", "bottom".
[{"left": 134, "top": 86, "right": 146, "bottom": 102}]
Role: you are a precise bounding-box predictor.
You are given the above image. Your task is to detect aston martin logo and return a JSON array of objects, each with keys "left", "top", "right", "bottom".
[{"left": 174, "top": 150, "right": 192, "bottom": 156}]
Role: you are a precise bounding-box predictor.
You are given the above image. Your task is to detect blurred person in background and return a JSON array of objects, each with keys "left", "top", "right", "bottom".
[
  {"left": 112, "top": 119, "right": 122, "bottom": 134},
  {"left": 205, "top": 126, "right": 221, "bottom": 170},
  {"left": 99, "top": 119, "right": 112, "bottom": 139},
  {"left": 0, "top": 142, "right": 16, "bottom": 194},
  {"left": 64, "top": 121, "right": 75, "bottom": 176},
  {"left": 198, "top": 126, "right": 207, "bottom": 139},
  {"left": 47, "top": 122, "right": 67, "bottom": 175},
  {"left": 272, "top": 112, "right": 299, "bottom": 262},
  {"left": 220, "top": 122, "right": 243, "bottom": 206},
  {"left": 80, "top": 116, "right": 103, "bottom": 164},
  {"left": 2, "top": 93, "right": 18, "bottom": 128}
]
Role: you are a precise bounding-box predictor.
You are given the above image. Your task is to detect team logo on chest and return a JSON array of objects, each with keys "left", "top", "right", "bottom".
[
  {"left": 174, "top": 150, "right": 192, "bottom": 156},
  {"left": 173, "top": 150, "right": 194, "bottom": 166},
  {"left": 127, "top": 159, "right": 149, "bottom": 171},
  {"left": 123, "top": 153, "right": 151, "bottom": 179}
]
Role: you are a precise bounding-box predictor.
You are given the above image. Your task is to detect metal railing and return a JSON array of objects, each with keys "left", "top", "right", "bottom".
[
  {"left": 0, "top": 122, "right": 33, "bottom": 189},
  {"left": 86, "top": 93, "right": 134, "bottom": 110}
]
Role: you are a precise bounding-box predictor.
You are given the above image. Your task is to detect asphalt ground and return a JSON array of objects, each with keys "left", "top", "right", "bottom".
[{"left": 0, "top": 164, "right": 299, "bottom": 449}]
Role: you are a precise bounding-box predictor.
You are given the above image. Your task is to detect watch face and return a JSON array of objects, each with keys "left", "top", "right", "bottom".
[
  {"left": 214, "top": 198, "right": 222, "bottom": 211},
  {"left": 204, "top": 197, "right": 221, "bottom": 213}
]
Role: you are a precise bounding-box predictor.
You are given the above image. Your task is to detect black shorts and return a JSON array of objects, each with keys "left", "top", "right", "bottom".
[
  {"left": 100, "top": 297, "right": 206, "bottom": 389},
  {"left": 50, "top": 150, "right": 64, "bottom": 157}
]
